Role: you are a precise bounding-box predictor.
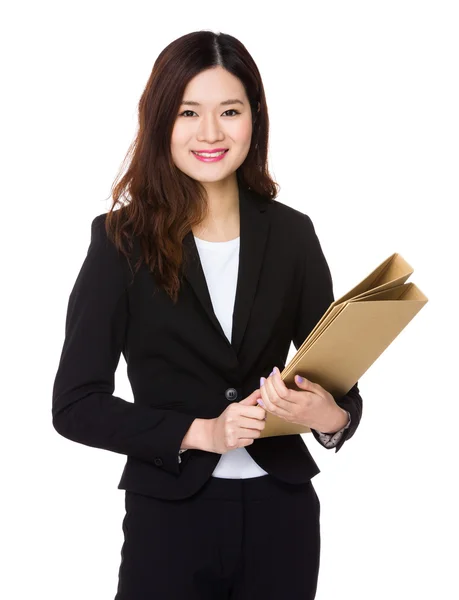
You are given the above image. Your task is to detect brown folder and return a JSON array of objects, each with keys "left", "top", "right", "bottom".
[{"left": 260, "top": 253, "right": 428, "bottom": 438}]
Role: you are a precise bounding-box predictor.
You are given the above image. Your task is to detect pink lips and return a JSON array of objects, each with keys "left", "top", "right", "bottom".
[
  {"left": 191, "top": 149, "right": 229, "bottom": 163},
  {"left": 193, "top": 148, "right": 228, "bottom": 153}
]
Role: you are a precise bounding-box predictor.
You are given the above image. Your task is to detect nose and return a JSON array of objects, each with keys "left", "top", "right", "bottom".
[{"left": 197, "top": 114, "right": 224, "bottom": 144}]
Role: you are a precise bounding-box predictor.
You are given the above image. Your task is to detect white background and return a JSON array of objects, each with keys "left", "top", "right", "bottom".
[{"left": 2, "top": 1, "right": 458, "bottom": 598}]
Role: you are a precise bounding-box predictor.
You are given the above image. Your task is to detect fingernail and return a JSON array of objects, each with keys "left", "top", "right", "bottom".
[
  {"left": 273, "top": 366, "right": 279, "bottom": 374},
  {"left": 258, "top": 399, "right": 265, "bottom": 408},
  {"left": 260, "top": 377, "right": 266, "bottom": 386}
]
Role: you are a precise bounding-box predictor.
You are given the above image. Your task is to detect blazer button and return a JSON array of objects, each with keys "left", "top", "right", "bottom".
[
  {"left": 225, "top": 387, "right": 238, "bottom": 401},
  {"left": 154, "top": 457, "right": 163, "bottom": 467}
]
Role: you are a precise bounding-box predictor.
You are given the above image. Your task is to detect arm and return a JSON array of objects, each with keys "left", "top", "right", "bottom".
[
  {"left": 178, "top": 415, "right": 220, "bottom": 461},
  {"left": 314, "top": 410, "right": 351, "bottom": 449},
  {"left": 52, "top": 213, "right": 197, "bottom": 476},
  {"left": 291, "top": 214, "right": 363, "bottom": 453}
]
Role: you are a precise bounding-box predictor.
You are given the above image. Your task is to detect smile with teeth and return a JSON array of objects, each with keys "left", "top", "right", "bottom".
[{"left": 192, "top": 150, "right": 228, "bottom": 157}]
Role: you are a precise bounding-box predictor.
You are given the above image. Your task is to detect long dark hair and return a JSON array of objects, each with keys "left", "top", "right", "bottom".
[{"left": 105, "top": 30, "right": 279, "bottom": 304}]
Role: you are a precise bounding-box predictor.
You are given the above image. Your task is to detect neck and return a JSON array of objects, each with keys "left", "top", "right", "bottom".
[{"left": 193, "top": 176, "right": 240, "bottom": 241}]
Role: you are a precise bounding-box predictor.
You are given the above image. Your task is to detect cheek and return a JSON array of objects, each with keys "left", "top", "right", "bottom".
[
  {"left": 170, "top": 143, "right": 180, "bottom": 166},
  {"left": 171, "top": 123, "right": 189, "bottom": 147},
  {"left": 222, "top": 124, "right": 252, "bottom": 161},
  {"left": 170, "top": 130, "right": 189, "bottom": 163},
  {"left": 235, "top": 120, "right": 253, "bottom": 144}
]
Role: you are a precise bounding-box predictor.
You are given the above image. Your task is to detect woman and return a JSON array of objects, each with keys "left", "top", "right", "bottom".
[{"left": 52, "top": 30, "right": 362, "bottom": 600}]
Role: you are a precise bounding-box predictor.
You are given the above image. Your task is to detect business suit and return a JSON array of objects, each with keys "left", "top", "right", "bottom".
[
  {"left": 52, "top": 179, "right": 362, "bottom": 499},
  {"left": 52, "top": 179, "right": 362, "bottom": 598}
]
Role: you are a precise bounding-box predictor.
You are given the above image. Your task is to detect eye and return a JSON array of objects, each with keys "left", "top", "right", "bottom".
[{"left": 178, "top": 109, "right": 241, "bottom": 117}]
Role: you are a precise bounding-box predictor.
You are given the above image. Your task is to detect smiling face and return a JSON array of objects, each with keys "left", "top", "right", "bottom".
[{"left": 171, "top": 66, "right": 253, "bottom": 184}]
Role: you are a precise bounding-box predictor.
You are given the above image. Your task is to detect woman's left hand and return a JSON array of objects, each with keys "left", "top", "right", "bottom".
[{"left": 258, "top": 366, "right": 348, "bottom": 433}]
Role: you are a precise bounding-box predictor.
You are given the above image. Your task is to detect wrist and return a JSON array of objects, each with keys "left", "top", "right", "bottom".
[
  {"left": 181, "top": 418, "right": 215, "bottom": 452},
  {"left": 322, "top": 407, "right": 349, "bottom": 434},
  {"left": 200, "top": 418, "right": 216, "bottom": 453}
]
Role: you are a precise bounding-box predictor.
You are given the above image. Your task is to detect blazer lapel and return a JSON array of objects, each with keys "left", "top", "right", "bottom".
[{"left": 182, "top": 181, "right": 270, "bottom": 357}]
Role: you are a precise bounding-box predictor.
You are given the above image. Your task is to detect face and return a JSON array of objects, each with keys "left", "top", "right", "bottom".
[{"left": 171, "top": 66, "right": 253, "bottom": 185}]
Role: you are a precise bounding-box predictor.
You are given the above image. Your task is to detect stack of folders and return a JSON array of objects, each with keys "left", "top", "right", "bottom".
[{"left": 261, "top": 253, "right": 428, "bottom": 438}]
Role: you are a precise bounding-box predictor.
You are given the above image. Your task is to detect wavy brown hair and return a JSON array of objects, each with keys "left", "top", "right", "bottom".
[{"left": 105, "top": 30, "right": 279, "bottom": 304}]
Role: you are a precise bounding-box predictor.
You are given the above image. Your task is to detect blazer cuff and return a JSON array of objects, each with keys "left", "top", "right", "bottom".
[{"left": 313, "top": 411, "right": 351, "bottom": 448}]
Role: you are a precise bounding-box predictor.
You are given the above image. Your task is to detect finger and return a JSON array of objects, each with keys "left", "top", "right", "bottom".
[
  {"left": 260, "top": 376, "right": 280, "bottom": 414},
  {"left": 259, "top": 378, "right": 273, "bottom": 411},
  {"left": 294, "top": 374, "right": 323, "bottom": 396},
  {"left": 270, "top": 367, "right": 294, "bottom": 404},
  {"left": 262, "top": 374, "right": 290, "bottom": 418},
  {"left": 265, "top": 371, "right": 288, "bottom": 409}
]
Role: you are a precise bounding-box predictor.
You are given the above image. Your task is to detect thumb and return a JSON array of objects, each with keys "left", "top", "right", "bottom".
[
  {"left": 239, "top": 388, "right": 262, "bottom": 405},
  {"left": 295, "top": 374, "right": 315, "bottom": 391}
]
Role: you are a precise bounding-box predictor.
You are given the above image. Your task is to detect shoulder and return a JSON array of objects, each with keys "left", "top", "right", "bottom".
[
  {"left": 91, "top": 211, "right": 108, "bottom": 228},
  {"left": 91, "top": 209, "right": 137, "bottom": 285},
  {"left": 89, "top": 209, "right": 128, "bottom": 247},
  {"left": 268, "top": 197, "right": 315, "bottom": 236},
  {"left": 86, "top": 211, "right": 132, "bottom": 279},
  {"left": 86, "top": 213, "right": 115, "bottom": 257},
  {"left": 90, "top": 205, "right": 129, "bottom": 232},
  {"left": 90, "top": 212, "right": 109, "bottom": 238}
]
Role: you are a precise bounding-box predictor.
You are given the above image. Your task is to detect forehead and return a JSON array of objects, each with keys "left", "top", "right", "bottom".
[{"left": 181, "top": 68, "right": 247, "bottom": 105}]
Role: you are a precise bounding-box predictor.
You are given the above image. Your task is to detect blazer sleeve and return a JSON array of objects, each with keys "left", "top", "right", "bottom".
[
  {"left": 291, "top": 214, "right": 363, "bottom": 453},
  {"left": 51, "top": 213, "right": 197, "bottom": 476}
]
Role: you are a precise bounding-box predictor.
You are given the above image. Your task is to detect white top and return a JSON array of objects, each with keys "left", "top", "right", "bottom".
[{"left": 177, "top": 235, "right": 350, "bottom": 478}]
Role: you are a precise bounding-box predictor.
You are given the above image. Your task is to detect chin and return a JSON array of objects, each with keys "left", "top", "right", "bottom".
[{"left": 191, "top": 174, "right": 232, "bottom": 184}]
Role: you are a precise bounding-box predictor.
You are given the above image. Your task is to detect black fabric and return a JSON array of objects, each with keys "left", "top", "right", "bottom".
[
  {"left": 114, "top": 474, "right": 321, "bottom": 600},
  {"left": 52, "top": 178, "right": 363, "bottom": 500}
]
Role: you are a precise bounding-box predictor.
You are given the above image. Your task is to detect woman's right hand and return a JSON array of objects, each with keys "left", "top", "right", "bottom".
[{"left": 208, "top": 389, "right": 267, "bottom": 454}]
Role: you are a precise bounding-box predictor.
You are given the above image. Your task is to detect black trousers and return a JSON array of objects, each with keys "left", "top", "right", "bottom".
[{"left": 114, "top": 474, "right": 321, "bottom": 600}]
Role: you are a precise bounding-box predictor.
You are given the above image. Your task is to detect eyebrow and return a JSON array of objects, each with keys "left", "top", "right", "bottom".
[{"left": 180, "top": 99, "right": 244, "bottom": 107}]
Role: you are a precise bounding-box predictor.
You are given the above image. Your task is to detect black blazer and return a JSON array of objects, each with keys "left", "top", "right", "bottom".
[{"left": 52, "top": 181, "right": 362, "bottom": 500}]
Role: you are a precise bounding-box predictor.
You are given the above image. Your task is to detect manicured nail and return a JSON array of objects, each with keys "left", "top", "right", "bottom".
[
  {"left": 258, "top": 399, "right": 265, "bottom": 408},
  {"left": 296, "top": 375, "right": 304, "bottom": 383},
  {"left": 260, "top": 377, "right": 266, "bottom": 386}
]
